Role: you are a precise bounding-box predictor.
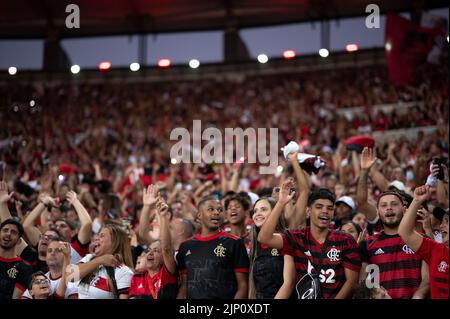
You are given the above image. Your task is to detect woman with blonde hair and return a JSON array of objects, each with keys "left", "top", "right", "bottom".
[{"left": 76, "top": 222, "right": 134, "bottom": 299}]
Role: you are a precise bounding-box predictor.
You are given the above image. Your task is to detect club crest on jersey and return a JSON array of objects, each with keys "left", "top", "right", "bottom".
[
  {"left": 402, "top": 245, "right": 414, "bottom": 254},
  {"left": 7, "top": 267, "right": 18, "bottom": 279},
  {"left": 438, "top": 261, "right": 448, "bottom": 273},
  {"left": 214, "top": 243, "right": 226, "bottom": 257},
  {"left": 326, "top": 247, "right": 341, "bottom": 262},
  {"left": 271, "top": 249, "right": 279, "bottom": 256}
]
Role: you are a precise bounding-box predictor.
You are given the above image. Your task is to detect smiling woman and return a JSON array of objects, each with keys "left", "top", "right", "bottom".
[{"left": 76, "top": 223, "right": 134, "bottom": 299}]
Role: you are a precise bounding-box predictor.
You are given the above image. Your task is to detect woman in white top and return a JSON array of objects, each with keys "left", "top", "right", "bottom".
[{"left": 76, "top": 222, "right": 134, "bottom": 299}]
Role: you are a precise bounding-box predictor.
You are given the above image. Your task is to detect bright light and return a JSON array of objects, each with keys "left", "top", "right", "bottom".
[
  {"left": 98, "top": 61, "right": 111, "bottom": 71},
  {"left": 29, "top": 100, "right": 35, "bottom": 107},
  {"left": 157, "top": 59, "right": 171, "bottom": 68},
  {"left": 189, "top": 59, "right": 200, "bottom": 69},
  {"left": 319, "top": 48, "right": 329, "bottom": 57},
  {"left": 13, "top": 105, "right": 19, "bottom": 112},
  {"left": 70, "top": 64, "right": 80, "bottom": 74},
  {"left": 385, "top": 42, "right": 392, "bottom": 51},
  {"left": 257, "top": 54, "right": 268, "bottom": 63},
  {"left": 346, "top": 44, "right": 359, "bottom": 52},
  {"left": 171, "top": 158, "right": 177, "bottom": 165},
  {"left": 8, "top": 67, "right": 17, "bottom": 75},
  {"left": 58, "top": 175, "right": 65, "bottom": 182},
  {"left": 130, "top": 62, "right": 140, "bottom": 72},
  {"left": 276, "top": 166, "right": 284, "bottom": 174},
  {"left": 283, "top": 50, "right": 296, "bottom": 59},
  {"left": 447, "top": 36, "right": 449, "bottom": 43}
]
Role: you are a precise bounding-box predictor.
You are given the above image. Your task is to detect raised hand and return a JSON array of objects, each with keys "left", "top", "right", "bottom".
[
  {"left": 143, "top": 184, "right": 158, "bottom": 207},
  {"left": 0, "top": 181, "right": 14, "bottom": 204},
  {"left": 60, "top": 242, "right": 72, "bottom": 260},
  {"left": 287, "top": 151, "right": 298, "bottom": 162},
  {"left": 65, "top": 190, "right": 79, "bottom": 206},
  {"left": 156, "top": 197, "right": 170, "bottom": 218},
  {"left": 278, "top": 178, "right": 295, "bottom": 205},
  {"left": 360, "top": 147, "right": 376, "bottom": 170},
  {"left": 38, "top": 193, "right": 59, "bottom": 207},
  {"left": 413, "top": 185, "right": 431, "bottom": 203}
]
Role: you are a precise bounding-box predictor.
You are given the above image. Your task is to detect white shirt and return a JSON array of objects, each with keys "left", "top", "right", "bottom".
[
  {"left": 21, "top": 272, "right": 78, "bottom": 299},
  {"left": 77, "top": 254, "right": 133, "bottom": 299}
]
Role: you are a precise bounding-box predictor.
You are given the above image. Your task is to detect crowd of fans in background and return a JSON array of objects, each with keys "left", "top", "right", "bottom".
[{"left": 0, "top": 61, "right": 448, "bottom": 299}]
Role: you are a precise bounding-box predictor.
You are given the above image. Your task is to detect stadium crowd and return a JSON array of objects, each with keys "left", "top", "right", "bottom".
[{"left": 0, "top": 62, "right": 448, "bottom": 299}]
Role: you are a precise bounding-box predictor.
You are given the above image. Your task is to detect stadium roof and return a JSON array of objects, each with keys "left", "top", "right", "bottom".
[{"left": 0, "top": 0, "right": 447, "bottom": 39}]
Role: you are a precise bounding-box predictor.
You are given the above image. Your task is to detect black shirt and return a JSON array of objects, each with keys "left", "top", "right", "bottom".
[
  {"left": 20, "top": 246, "right": 49, "bottom": 273},
  {"left": 177, "top": 230, "right": 250, "bottom": 299},
  {"left": 0, "top": 256, "right": 32, "bottom": 299},
  {"left": 252, "top": 243, "right": 285, "bottom": 299}
]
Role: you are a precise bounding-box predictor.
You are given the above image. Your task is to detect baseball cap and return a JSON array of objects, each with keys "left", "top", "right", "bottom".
[
  {"left": 335, "top": 196, "right": 356, "bottom": 211},
  {"left": 388, "top": 180, "right": 406, "bottom": 192},
  {"left": 345, "top": 136, "right": 375, "bottom": 153}
]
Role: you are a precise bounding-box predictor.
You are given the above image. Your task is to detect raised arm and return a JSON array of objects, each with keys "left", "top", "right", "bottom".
[
  {"left": 258, "top": 178, "right": 295, "bottom": 250},
  {"left": 66, "top": 191, "right": 92, "bottom": 245},
  {"left": 356, "top": 148, "right": 378, "bottom": 222},
  {"left": 155, "top": 197, "right": 177, "bottom": 275},
  {"left": 56, "top": 242, "right": 72, "bottom": 298},
  {"left": 0, "top": 181, "right": 14, "bottom": 222},
  {"left": 137, "top": 185, "right": 158, "bottom": 245},
  {"left": 22, "top": 194, "right": 57, "bottom": 247},
  {"left": 398, "top": 185, "right": 430, "bottom": 252},
  {"left": 288, "top": 152, "right": 310, "bottom": 229}
]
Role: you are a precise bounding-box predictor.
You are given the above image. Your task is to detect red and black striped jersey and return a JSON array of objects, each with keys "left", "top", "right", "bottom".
[
  {"left": 359, "top": 232, "right": 422, "bottom": 299},
  {"left": 176, "top": 229, "right": 250, "bottom": 299},
  {"left": 129, "top": 265, "right": 178, "bottom": 299},
  {"left": 416, "top": 237, "right": 449, "bottom": 299},
  {"left": 281, "top": 227, "right": 361, "bottom": 299}
]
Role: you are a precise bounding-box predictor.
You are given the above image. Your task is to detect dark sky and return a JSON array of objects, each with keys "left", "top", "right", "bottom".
[{"left": 0, "top": 8, "right": 448, "bottom": 70}]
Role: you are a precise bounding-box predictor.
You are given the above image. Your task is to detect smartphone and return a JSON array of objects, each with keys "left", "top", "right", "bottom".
[{"left": 432, "top": 158, "right": 446, "bottom": 180}]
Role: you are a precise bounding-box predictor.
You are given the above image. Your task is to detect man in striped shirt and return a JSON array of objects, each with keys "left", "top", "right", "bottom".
[
  {"left": 399, "top": 185, "right": 449, "bottom": 299},
  {"left": 356, "top": 147, "right": 429, "bottom": 298},
  {"left": 259, "top": 179, "right": 361, "bottom": 299},
  {"left": 359, "top": 191, "right": 430, "bottom": 298}
]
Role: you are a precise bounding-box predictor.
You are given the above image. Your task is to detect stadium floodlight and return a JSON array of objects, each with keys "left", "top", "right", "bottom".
[
  {"left": 283, "top": 50, "right": 296, "bottom": 59},
  {"left": 130, "top": 62, "right": 140, "bottom": 72},
  {"left": 70, "top": 64, "right": 80, "bottom": 74},
  {"left": 319, "top": 48, "right": 329, "bottom": 58},
  {"left": 385, "top": 42, "right": 392, "bottom": 51},
  {"left": 8, "top": 66, "right": 17, "bottom": 75},
  {"left": 29, "top": 100, "right": 35, "bottom": 107},
  {"left": 98, "top": 61, "right": 111, "bottom": 71},
  {"left": 157, "top": 58, "right": 171, "bottom": 68},
  {"left": 257, "top": 54, "right": 268, "bottom": 63},
  {"left": 346, "top": 44, "right": 359, "bottom": 52},
  {"left": 189, "top": 59, "right": 200, "bottom": 69}
]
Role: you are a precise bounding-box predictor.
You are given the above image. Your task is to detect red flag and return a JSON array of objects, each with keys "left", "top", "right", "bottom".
[{"left": 385, "top": 13, "right": 441, "bottom": 86}]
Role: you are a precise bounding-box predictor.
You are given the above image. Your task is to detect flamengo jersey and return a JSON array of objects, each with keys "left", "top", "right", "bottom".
[
  {"left": 77, "top": 254, "right": 133, "bottom": 299},
  {"left": 129, "top": 265, "right": 178, "bottom": 299},
  {"left": 21, "top": 272, "right": 78, "bottom": 299},
  {"left": 176, "top": 229, "right": 250, "bottom": 299},
  {"left": 281, "top": 227, "right": 361, "bottom": 299},
  {"left": 70, "top": 236, "right": 90, "bottom": 264},
  {"left": 0, "top": 256, "right": 32, "bottom": 299},
  {"left": 252, "top": 243, "right": 284, "bottom": 299},
  {"left": 359, "top": 232, "right": 422, "bottom": 299},
  {"left": 416, "top": 237, "right": 449, "bottom": 299}
]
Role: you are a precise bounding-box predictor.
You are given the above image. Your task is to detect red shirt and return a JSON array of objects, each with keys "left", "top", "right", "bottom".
[
  {"left": 416, "top": 237, "right": 449, "bottom": 299},
  {"left": 129, "top": 265, "right": 178, "bottom": 299}
]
